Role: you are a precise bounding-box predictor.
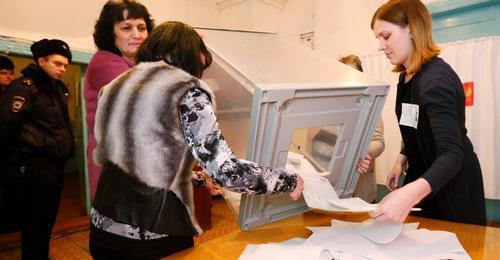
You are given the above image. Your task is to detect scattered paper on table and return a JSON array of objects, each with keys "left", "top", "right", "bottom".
[
  {"left": 356, "top": 219, "right": 403, "bottom": 244},
  {"left": 303, "top": 220, "right": 470, "bottom": 260},
  {"left": 239, "top": 244, "right": 322, "bottom": 260},
  {"left": 242, "top": 219, "right": 470, "bottom": 260}
]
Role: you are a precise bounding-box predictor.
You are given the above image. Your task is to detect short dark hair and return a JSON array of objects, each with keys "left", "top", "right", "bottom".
[
  {"left": 93, "top": 0, "right": 154, "bottom": 55},
  {"left": 0, "top": 55, "right": 14, "bottom": 70},
  {"left": 136, "top": 21, "right": 212, "bottom": 78}
]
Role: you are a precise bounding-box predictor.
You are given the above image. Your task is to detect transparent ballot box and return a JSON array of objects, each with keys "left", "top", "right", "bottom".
[{"left": 199, "top": 28, "right": 389, "bottom": 230}]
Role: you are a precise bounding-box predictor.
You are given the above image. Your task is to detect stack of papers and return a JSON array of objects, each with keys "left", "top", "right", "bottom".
[
  {"left": 251, "top": 152, "right": 469, "bottom": 259},
  {"left": 240, "top": 220, "right": 471, "bottom": 260},
  {"left": 239, "top": 244, "right": 323, "bottom": 260}
]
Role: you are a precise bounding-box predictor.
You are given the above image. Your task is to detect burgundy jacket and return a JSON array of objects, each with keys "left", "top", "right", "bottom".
[{"left": 84, "top": 50, "right": 132, "bottom": 201}]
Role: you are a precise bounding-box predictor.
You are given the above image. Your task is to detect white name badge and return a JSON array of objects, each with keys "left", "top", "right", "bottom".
[{"left": 399, "top": 103, "right": 419, "bottom": 129}]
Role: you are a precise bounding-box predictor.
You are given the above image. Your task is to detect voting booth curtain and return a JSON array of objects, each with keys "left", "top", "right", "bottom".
[{"left": 361, "top": 36, "right": 500, "bottom": 200}]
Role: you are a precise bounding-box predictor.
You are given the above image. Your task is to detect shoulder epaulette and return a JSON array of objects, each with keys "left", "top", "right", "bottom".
[{"left": 21, "top": 78, "right": 34, "bottom": 87}]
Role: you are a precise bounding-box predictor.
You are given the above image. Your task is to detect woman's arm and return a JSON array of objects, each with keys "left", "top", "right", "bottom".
[
  {"left": 357, "top": 119, "right": 385, "bottom": 174},
  {"left": 179, "top": 88, "right": 299, "bottom": 196},
  {"left": 418, "top": 75, "right": 465, "bottom": 195},
  {"left": 368, "top": 119, "right": 385, "bottom": 158}
]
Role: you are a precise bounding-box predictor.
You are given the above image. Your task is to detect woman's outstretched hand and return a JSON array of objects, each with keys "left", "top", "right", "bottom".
[
  {"left": 370, "top": 178, "right": 431, "bottom": 223},
  {"left": 289, "top": 175, "right": 304, "bottom": 201}
]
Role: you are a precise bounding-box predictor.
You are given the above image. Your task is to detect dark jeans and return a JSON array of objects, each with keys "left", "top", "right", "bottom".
[{"left": 90, "top": 225, "right": 194, "bottom": 259}]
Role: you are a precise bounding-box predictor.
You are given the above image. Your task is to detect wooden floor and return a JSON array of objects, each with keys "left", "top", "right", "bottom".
[{"left": 0, "top": 195, "right": 239, "bottom": 259}]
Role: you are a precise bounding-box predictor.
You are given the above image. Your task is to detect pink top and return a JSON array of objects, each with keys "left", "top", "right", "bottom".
[
  {"left": 85, "top": 50, "right": 132, "bottom": 134},
  {"left": 84, "top": 50, "right": 132, "bottom": 201}
]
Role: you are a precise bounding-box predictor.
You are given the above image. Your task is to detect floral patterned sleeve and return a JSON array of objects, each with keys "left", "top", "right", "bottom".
[{"left": 179, "top": 88, "right": 297, "bottom": 195}]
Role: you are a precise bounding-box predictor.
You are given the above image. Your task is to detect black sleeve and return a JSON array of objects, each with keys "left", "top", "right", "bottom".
[
  {"left": 0, "top": 80, "right": 33, "bottom": 147},
  {"left": 419, "top": 75, "right": 464, "bottom": 195}
]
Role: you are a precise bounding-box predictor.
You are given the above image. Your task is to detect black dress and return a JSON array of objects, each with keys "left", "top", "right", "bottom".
[{"left": 396, "top": 57, "right": 486, "bottom": 225}]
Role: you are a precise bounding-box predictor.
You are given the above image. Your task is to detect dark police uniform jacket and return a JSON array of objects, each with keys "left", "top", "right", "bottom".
[
  {"left": 0, "top": 64, "right": 74, "bottom": 160},
  {"left": 0, "top": 64, "right": 74, "bottom": 233}
]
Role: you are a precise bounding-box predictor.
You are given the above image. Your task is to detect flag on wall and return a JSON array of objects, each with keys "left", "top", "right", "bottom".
[{"left": 463, "top": 82, "right": 474, "bottom": 106}]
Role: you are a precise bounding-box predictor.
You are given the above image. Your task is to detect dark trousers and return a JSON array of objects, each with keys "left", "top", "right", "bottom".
[
  {"left": 0, "top": 155, "right": 64, "bottom": 260},
  {"left": 90, "top": 225, "right": 194, "bottom": 259}
]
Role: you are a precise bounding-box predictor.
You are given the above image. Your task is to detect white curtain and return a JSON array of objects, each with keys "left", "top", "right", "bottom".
[{"left": 361, "top": 36, "right": 500, "bottom": 200}]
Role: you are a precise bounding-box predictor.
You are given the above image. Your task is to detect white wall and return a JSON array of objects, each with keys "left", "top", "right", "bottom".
[
  {"left": 314, "top": 0, "right": 386, "bottom": 59},
  {"left": 0, "top": 0, "right": 103, "bottom": 50},
  {"left": 0, "top": 0, "right": 313, "bottom": 51},
  {"left": 0, "top": 0, "right": 195, "bottom": 51}
]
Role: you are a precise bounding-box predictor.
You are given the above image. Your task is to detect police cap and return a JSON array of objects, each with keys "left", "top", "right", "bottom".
[{"left": 30, "top": 39, "right": 72, "bottom": 63}]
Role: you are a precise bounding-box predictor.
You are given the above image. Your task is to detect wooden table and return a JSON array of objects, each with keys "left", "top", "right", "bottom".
[{"left": 169, "top": 211, "right": 500, "bottom": 259}]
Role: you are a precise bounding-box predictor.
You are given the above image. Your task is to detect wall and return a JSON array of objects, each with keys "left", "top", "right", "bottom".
[
  {"left": 0, "top": 0, "right": 104, "bottom": 51},
  {"left": 0, "top": 0, "right": 312, "bottom": 51},
  {"left": 313, "top": 0, "right": 385, "bottom": 59},
  {"left": 0, "top": 0, "right": 190, "bottom": 51}
]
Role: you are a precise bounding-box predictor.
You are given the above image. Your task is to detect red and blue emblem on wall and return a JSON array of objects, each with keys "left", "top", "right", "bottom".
[{"left": 463, "top": 82, "right": 474, "bottom": 107}]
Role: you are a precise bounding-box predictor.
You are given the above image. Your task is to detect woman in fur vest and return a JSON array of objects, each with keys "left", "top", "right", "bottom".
[{"left": 89, "top": 21, "right": 304, "bottom": 259}]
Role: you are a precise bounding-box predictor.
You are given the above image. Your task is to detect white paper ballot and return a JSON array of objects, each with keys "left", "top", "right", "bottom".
[
  {"left": 356, "top": 219, "right": 403, "bottom": 244},
  {"left": 302, "top": 220, "right": 470, "bottom": 260},
  {"left": 241, "top": 219, "right": 470, "bottom": 260},
  {"left": 239, "top": 244, "right": 260, "bottom": 260},
  {"left": 329, "top": 197, "right": 377, "bottom": 212},
  {"left": 329, "top": 197, "right": 422, "bottom": 213},
  {"left": 271, "top": 237, "right": 306, "bottom": 246},
  {"left": 239, "top": 244, "right": 323, "bottom": 260},
  {"left": 330, "top": 219, "right": 418, "bottom": 232},
  {"left": 286, "top": 152, "right": 329, "bottom": 177},
  {"left": 299, "top": 174, "right": 340, "bottom": 211}
]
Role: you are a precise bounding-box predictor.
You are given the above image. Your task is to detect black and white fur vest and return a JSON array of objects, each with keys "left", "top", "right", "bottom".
[{"left": 93, "top": 61, "right": 215, "bottom": 235}]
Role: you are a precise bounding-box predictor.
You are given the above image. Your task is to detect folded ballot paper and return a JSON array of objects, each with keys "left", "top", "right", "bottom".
[
  {"left": 239, "top": 220, "right": 471, "bottom": 260},
  {"left": 296, "top": 170, "right": 381, "bottom": 213},
  {"left": 286, "top": 151, "right": 376, "bottom": 212},
  {"left": 286, "top": 152, "right": 421, "bottom": 213}
]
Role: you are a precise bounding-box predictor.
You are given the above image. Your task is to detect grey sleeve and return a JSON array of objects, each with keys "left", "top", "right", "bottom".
[{"left": 179, "top": 88, "right": 297, "bottom": 195}]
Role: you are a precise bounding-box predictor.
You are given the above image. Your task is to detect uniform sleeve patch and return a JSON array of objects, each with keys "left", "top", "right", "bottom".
[{"left": 11, "top": 96, "right": 26, "bottom": 112}]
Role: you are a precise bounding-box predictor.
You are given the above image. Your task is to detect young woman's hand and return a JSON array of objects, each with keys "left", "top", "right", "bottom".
[
  {"left": 386, "top": 154, "right": 407, "bottom": 191},
  {"left": 386, "top": 164, "right": 402, "bottom": 191},
  {"left": 357, "top": 154, "right": 372, "bottom": 174},
  {"left": 370, "top": 178, "right": 431, "bottom": 223},
  {"left": 203, "top": 172, "right": 223, "bottom": 196},
  {"left": 289, "top": 175, "right": 304, "bottom": 201}
]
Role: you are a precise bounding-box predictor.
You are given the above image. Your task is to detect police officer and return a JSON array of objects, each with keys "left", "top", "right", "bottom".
[
  {"left": 0, "top": 39, "right": 74, "bottom": 259},
  {"left": 0, "top": 55, "right": 15, "bottom": 95}
]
